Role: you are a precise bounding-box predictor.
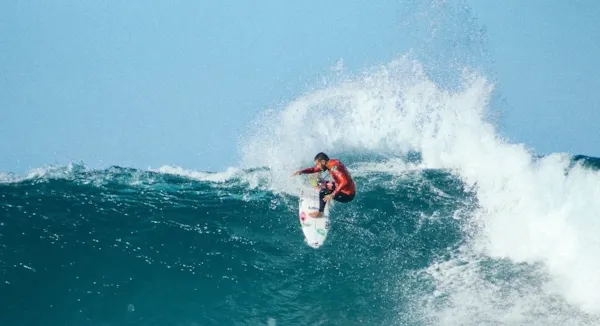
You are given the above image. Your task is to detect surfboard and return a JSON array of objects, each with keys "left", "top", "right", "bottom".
[{"left": 298, "top": 177, "right": 331, "bottom": 249}]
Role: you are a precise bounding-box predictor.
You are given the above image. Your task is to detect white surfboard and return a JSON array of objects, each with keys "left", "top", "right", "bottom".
[{"left": 298, "top": 182, "right": 331, "bottom": 249}]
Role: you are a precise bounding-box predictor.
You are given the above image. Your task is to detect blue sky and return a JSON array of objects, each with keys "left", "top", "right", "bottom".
[
  {"left": 2, "top": 1, "right": 599, "bottom": 173},
  {"left": 467, "top": 1, "right": 600, "bottom": 156}
]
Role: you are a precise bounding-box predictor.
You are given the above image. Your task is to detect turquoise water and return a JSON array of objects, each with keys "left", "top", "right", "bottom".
[
  {"left": 2, "top": 157, "right": 600, "bottom": 325},
  {"left": 1, "top": 165, "right": 471, "bottom": 325}
]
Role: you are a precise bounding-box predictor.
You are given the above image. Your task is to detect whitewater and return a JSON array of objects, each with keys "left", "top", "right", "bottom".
[
  {"left": 3, "top": 57, "right": 600, "bottom": 325},
  {"left": 240, "top": 57, "right": 600, "bottom": 324}
]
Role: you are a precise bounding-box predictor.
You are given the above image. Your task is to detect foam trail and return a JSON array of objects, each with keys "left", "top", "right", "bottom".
[
  {"left": 155, "top": 165, "right": 241, "bottom": 183},
  {"left": 240, "top": 56, "right": 600, "bottom": 323},
  {"left": 154, "top": 165, "right": 272, "bottom": 190}
]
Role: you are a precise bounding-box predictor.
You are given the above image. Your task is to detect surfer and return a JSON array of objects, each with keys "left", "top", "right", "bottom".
[{"left": 292, "top": 152, "right": 356, "bottom": 217}]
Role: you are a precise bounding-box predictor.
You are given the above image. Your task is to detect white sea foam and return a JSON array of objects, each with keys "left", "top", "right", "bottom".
[
  {"left": 240, "top": 56, "right": 600, "bottom": 324},
  {"left": 154, "top": 165, "right": 272, "bottom": 191},
  {"left": 0, "top": 163, "right": 82, "bottom": 184},
  {"left": 154, "top": 165, "right": 241, "bottom": 183}
]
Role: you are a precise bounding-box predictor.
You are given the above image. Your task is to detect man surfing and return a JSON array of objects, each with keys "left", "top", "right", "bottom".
[{"left": 292, "top": 152, "right": 356, "bottom": 217}]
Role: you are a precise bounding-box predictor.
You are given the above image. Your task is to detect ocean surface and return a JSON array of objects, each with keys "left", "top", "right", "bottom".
[{"left": 2, "top": 153, "right": 600, "bottom": 326}]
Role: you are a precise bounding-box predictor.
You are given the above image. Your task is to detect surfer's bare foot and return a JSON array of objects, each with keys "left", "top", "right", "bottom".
[{"left": 309, "top": 211, "right": 323, "bottom": 218}]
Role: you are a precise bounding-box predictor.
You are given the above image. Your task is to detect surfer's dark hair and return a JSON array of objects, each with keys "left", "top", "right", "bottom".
[{"left": 314, "top": 152, "right": 329, "bottom": 161}]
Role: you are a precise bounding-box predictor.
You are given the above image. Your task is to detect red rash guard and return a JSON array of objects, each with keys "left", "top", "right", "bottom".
[{"left": 300, "top": 159, "right": 356, "bottom": 196}]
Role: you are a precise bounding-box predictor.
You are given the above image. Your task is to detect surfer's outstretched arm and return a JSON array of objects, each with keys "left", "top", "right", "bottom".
[{"left": 292, "top": 166, "right": 322, "bottom": 176}]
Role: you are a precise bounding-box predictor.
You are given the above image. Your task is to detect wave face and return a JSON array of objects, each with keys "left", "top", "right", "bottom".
[
  {"left": 2, "top": 157, "right": 600, "bottom": 325},
  {"left": 1, "top": 164, "right": 470, "bottom": 325},
  {"left": 4, "top": 56, "right": 600, "bottom": 325}
]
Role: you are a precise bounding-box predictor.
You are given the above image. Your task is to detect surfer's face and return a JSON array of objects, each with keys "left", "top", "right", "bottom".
[{"left": 315, "top": 159, "right": 328, "bottom": 170}]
